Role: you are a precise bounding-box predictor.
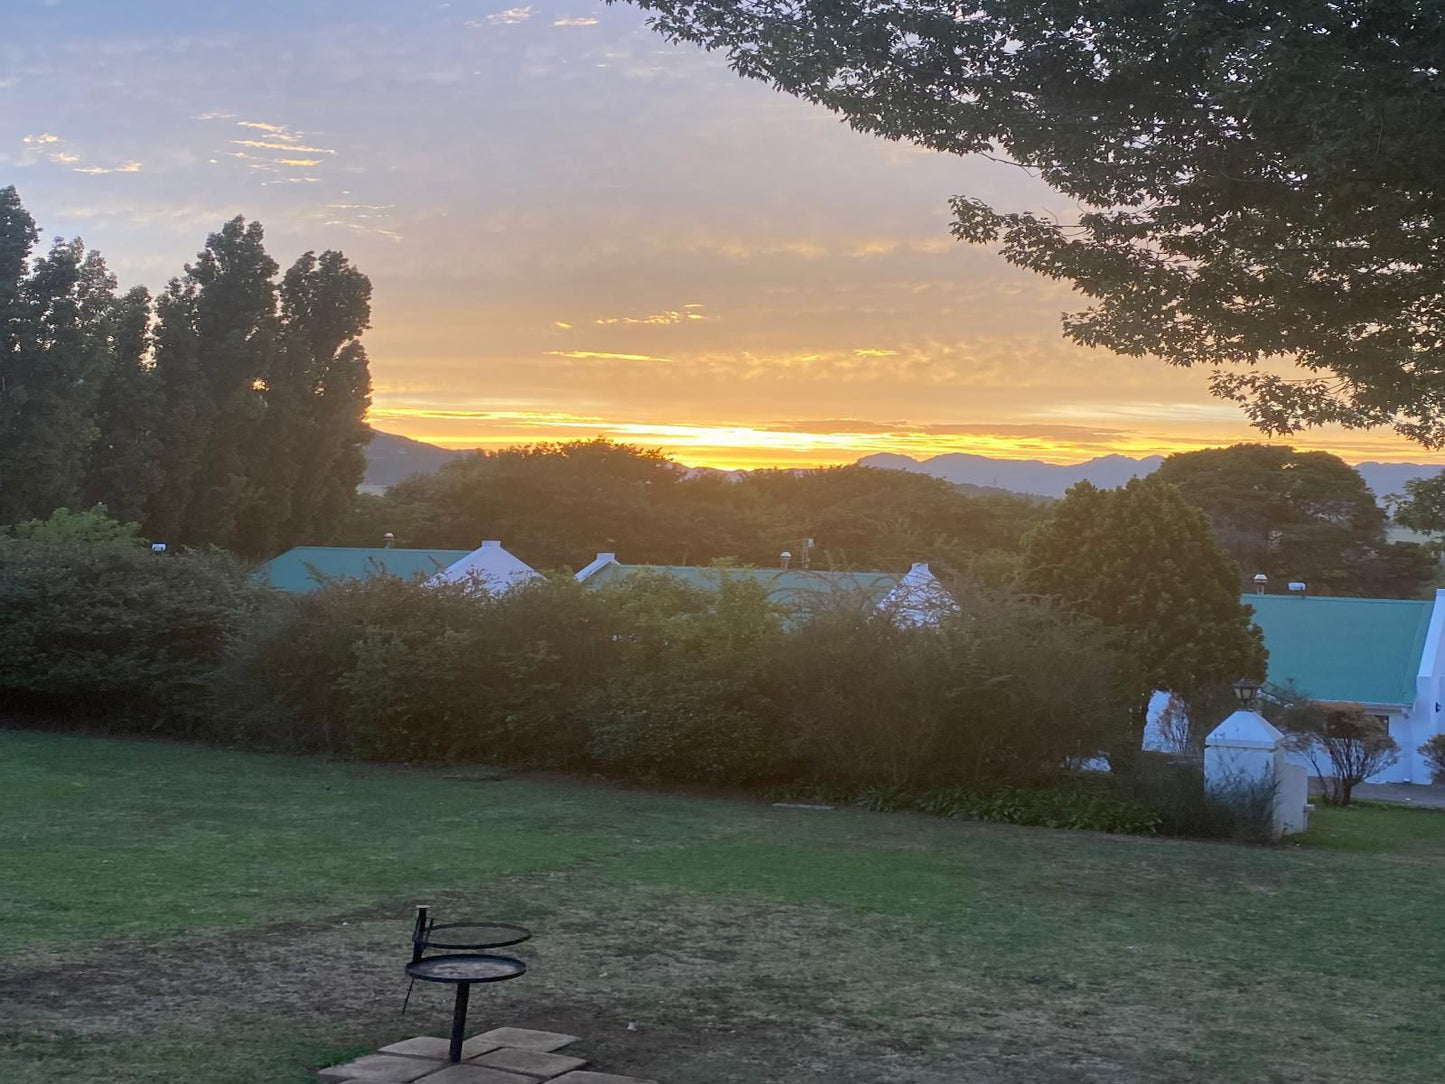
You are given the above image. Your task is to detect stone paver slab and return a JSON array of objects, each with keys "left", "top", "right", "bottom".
[
  {"left": 468, "top": 1027, "right": 579, "bottom": 1053},
  {"left": 380, "top": 1036, "right": 502, "bottom": 1061},
  {"left": 471, "top": 1047, "right": 588, "bottom": 1077},
  {"left": 415, "top": 1065, "right": 534, "bottom": 1084},
  {"left": 317, "top": 1053, "right": 445, "bottom": 1082},
  {"left": 549, "top": 1074, "right": 659, "bottom": 1084}
]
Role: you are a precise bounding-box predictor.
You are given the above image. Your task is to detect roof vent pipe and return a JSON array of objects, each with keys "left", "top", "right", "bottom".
[
  {"left": 780, "top": 550, "right": 792, "bottom": 571},
  {"left": 383, "top": 532, "right": 396, "bottom": 549},
  {"left": 1252, "top": 572, "right": 1268, "bottom": 595}
]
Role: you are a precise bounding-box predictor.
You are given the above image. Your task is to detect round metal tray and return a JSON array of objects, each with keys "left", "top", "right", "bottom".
[
  {"left": 415, "top": 921, "right": 532, "bottom": 950},
  {"left": 405, "top": 953, "right": 527, "bottom": 985}
]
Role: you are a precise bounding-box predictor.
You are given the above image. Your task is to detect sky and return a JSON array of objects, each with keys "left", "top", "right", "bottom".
[{"left": 4, "top": 0, "right": 1442, "bottom": 470}]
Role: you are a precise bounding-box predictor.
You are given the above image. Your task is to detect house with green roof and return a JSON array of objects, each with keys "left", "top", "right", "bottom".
[
  {"left": 573, "top": 552, "right": 958, "bottom": 627},
  {"left": 1147, "top": 589, "right": 1445, "bottom": 784},
  {"left": 254, "top": 541, "right": 540, "bottom": 595}
]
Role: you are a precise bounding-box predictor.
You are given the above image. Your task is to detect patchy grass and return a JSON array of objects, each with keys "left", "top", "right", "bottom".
[{"left": 3, "top": 729, "right": 1444, "bottom": 1084}]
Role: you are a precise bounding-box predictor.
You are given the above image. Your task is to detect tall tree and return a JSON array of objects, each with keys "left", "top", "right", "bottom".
[
  {"left": 1020, "top": 476, "right": 1266, "bottom": 745},
  {"left": 0, "top": 232, "right": 116, "bottom": 523},
  {"left": 621, "top": 1, "right": 1445, "bottom": 444},
  {"left": 84, "top": 286, "right": 163, "bottom": 524},
  {"left": 1157, "top": 444, "right": 1432, "bottom": 597},
  {"left": 147, "top": 217, "right": 280, "bottom": 548},
  {"left": 246, "top": 250, "right": 372, "bottom": 554}
]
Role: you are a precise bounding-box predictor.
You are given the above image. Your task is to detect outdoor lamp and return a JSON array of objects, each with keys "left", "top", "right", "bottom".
[{"left": 1232, "top": 678, "right": 1261, "bottom": 708}]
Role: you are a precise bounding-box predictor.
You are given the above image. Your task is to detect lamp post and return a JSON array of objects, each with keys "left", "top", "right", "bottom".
[{"left": 1231, "top": 677, "right": 1261, "bottom": 710}]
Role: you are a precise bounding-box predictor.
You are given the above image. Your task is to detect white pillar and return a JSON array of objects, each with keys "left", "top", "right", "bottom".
[{"left": 1204, "top": 709, "right": 1307, "bottom": 838}]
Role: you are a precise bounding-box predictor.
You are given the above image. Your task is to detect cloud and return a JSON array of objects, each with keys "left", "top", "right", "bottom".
[
  {"left": 547, "top": 350, "right": 670, "bottom": 362},
  {"left": 237, "top": 120, "right": 300, "bottom": 140},
  {"left": 230, "top": 138, "right": 335, "bottom": 154},
  {"left": 191, "top": 110, "right": 236, "bottom": 120},
  {"left": 853, "top": 348, "right": 898, "bottom": 357},
  {"left": 73, "top": 161, "right": 142, "bottom": 174},
  {"left": 277, "top": 158, "right": 323, "bottom": 166},
  {"left": 553, "top": 17, "right": 599, "bottom": 26},
  {"left": 553, "top": 321, "right": 573, "bottom": 329},
  {"left": 592, "top": 308, "right": 708, "bottom": 326},
  {"left": 22, "top": 132, "right": 60, "bottom": 144},
  {"left": 467, "top": 6, "right": 533, "bottom": 27}
]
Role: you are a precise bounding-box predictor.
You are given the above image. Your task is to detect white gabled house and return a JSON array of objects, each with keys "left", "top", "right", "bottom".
[
  {"left": 574, "top": 552, "right": 958, "bottom": 627},
  {"left": 423, "top": 539, "right": 542, "bottom": 593}
]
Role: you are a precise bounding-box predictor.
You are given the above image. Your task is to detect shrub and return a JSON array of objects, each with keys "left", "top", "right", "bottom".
[
  {"left": 1421, "top": 735, "right": 1445, "bottom": 784},
  {"left": 0, "top": 517, "right": 262, "bottom": 732},
  {"left": 776, "top": 584, "right": 1136, "bottom": 788},
  {"left": 1276, "top": 698, "right": 1399, "bottom": 806},
  {"left": 1119, "top": 754, "right": 1278, "bottom": 842}
]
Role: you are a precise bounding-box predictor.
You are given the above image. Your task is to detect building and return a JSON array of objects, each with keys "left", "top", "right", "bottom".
[
  {"left": 254, "top": 546, "right": 473, "bottom": 594},
  {"left": 255, "top": 541, "right": 538, "bottom": 595},
  {"left": 1147, "top": 589, "right": 1445, "bottom": 784},
  {"left": 573, "top": 552, "right": 958, "bottom": 626}
]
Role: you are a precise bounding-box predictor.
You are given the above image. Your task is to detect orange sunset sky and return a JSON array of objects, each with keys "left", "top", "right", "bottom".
[{"left": 5, "top": 0, "right": 1443, "bottom": 470}]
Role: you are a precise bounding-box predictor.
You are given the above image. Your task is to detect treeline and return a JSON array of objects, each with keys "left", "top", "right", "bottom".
[
  {"left": 341, "top": 439, "right": 1053, "bottom": 579},
  {"left": 342, "top": 437, "right": 1435, "bottom": 598},
  {"left": 0, "top": 186, "right": 371, "bottom": 558}
]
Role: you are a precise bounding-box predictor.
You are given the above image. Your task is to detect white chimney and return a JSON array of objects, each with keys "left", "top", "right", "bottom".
[{"left": 481, "top": 540, "right": 500, "bottom": 548}]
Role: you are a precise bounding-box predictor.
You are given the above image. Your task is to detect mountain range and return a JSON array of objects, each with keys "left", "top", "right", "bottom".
[
  {"left": 363, "top": 430, "right": 1445, "bottom": 501},
  {"left": 858, "top": 452, "right": 1445, "bottom": 500}
]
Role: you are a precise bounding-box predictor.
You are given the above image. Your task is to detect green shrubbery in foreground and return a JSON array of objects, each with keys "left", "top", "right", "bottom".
[{"left": 1, "top": 516, "right": 1270, "bottom": 838}]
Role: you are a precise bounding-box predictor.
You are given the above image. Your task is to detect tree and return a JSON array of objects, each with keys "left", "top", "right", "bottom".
[
  {"left": 1020, "top": 476, "right": 1266, "bottom": 748},
  {"left": 1157, "top": 444, "right": 1433, "bottom": 597},
  {"left": 1277, "top": 697, "right": 1399, "bottom": 806},
  {"left": 621, "top": 1, "right": 1445, "bottom": 444},
  {"left": 0, "top": 234, "right": 117, "bottom": 523},
  {"left": 1391, "top": 471, "right": 1445, "bottom": 553},
  {"left": 84, "top": 286, "right": 164, "bottom": 524}
]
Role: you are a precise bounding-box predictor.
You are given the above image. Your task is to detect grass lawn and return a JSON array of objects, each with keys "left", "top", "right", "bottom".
[{"left": 3, "top": 729, "right": 1443, "bottom": 1084}]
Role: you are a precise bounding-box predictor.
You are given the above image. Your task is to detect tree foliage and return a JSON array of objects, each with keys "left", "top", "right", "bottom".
[
  {"left": 0, "top": 188, "right": 373, "bottom": 557},
  {"left": 1276, "top": 696, "right": 1399, "bottom": 806},
  {"left": 1020, "top": 475, "right": 1266, "bottom": 730},
  {"left": 621, "top": 0, "right": 1445, "bottom": 443},
  {"left": 1157, "top": 443, "right": 1433, "bottom": 597},
  {"left": 340, "top": 438, "right": 1050, "bottom": 575}
]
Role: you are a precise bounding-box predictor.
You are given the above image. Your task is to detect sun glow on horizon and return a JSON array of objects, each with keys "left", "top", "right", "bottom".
[{"left": 367, "top": 407, "right": 1445, "bottom": 471}]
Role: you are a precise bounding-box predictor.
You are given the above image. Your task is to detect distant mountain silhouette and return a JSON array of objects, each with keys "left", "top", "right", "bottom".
[
  {"left": 861, "top": 451, "right": 1445, "bottom": 500},
  {"left": 858, "top": 452, "right": 1166, "bottom": 497},
  {"left": 363, "top": 429, "right": 467, "bottom": 487}
]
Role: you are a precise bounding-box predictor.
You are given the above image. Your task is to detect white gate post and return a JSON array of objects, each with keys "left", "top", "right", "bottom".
[{"left": 1204, "top": 710, "right": 1307, "bottom": 837}]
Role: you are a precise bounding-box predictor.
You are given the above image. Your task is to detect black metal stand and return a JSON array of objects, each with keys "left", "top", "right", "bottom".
[
  {"left": 402, "top": 907, "right": 531, "bottom": 1065},
  {"left": 449, "top": 982, "right": 470, "bottom": 1063}
]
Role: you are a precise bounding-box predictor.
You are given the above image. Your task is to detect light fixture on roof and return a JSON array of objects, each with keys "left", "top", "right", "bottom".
[
  {"left": 779, "top": 550, "right": 792, "bottom": 571},
  {"left": 1252, "top": 572, "right": 1268, "bottom": 595},
  {"left": 383, "top": 532, "right": 396, "bottom": 550},
  {"left": 1232, "top": 678, "right": 1262, "bottom": 709},
  {"left": 1288, "top": 581, "right": 1307, "bottom": 595}
]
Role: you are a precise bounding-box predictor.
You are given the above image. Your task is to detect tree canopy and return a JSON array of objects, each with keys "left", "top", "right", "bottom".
[
  {"left": 339, "top": 437, "right": 1050, "bottom": 575},
  {"left": 620, "top": 0, "right": 1445, "bottom": 444},
  {"left": 0, "top": 187, "right": 373, "bottom": 558},
  {"left": 1020, "top": 475, "right": 1266, "bottom": 726},
  {"left": 1157, "top": 443, "right": 1434, "bottom": 597}
]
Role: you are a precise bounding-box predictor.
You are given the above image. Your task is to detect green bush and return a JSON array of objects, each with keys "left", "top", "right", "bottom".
[
  {"left": 1118, "top": 754, "right": 1278, "bottom": 842},
  {"left": 769, "top": 778, "right": 1162, "bottom": 835},
  {"left": 1421, "top": 735, "right": 1445, "bottom": 783},
  {"left": 0, "top": 516, "right": 262, "bottom": 732}
]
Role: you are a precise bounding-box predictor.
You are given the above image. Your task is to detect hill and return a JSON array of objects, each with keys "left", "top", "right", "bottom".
[
  {"left": 363, "top": 430, "right": 467, "bottom": 488},
  {"left": 861, "top": 451, "right": 1445, "bottom": 500}
]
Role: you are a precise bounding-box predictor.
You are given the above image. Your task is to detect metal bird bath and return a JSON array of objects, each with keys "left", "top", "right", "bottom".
[{"left": 404, "top": 906, "right": 529, "bottom": 1062}]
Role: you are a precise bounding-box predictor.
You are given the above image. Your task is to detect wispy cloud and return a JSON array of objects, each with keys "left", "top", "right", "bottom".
[
  {"left": 276, "top": 157, "right": 323, "bottom": 166},
  {"left": 230, "top": 138, "right": 335, "bottom": 154},
  {"left": 22, "top": 132, "right": 60, "bottom": 144},
  {"left": 191, "top": 110, "right": 236, "bottom": 121},
  {"left": 547, "top": 350, "right": 670, "bottom": 362},
  {"left": 467, "top": 6, "right": 533, "bottom": 27},
  {"left": 592, "top": 308, "right": 708, "bottom": 326},
  {"left": 553, "top": 16, "right": 599, "bottom": 26},
  {"left": 73, "top": 161, "right": 142, "bottom": 174}
]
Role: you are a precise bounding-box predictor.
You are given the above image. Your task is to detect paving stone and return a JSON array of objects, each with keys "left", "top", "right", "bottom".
[
  {"left": 468, "top": 1027, "right": 580, "bottom": 1053},
  {"left": 380, "top": 1036, "right": 502, "bottom": 1060},
  {"left": 470, "top": 1047, "right": 588, "bottom": 1077},
  {"left": 316, "top": 1053, "right": 446, "bottom": 1082},
  {"left": 415, "top": 1065, "right": 535, "bottom": 1084},
  {"left": 549, "top": 1073, "right": 659, "bottom": 1084}
]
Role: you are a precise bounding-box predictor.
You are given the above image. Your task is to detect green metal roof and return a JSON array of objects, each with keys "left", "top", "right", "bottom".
[
  {"left": 586, "top": 562, "right": 904, "bottom": 613},
  {"left": 1247, "top": 593, "right": 1434, "bottom": 706},
  {"left": 254, "top": 547, "right": 471, "bottom": 594}
]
